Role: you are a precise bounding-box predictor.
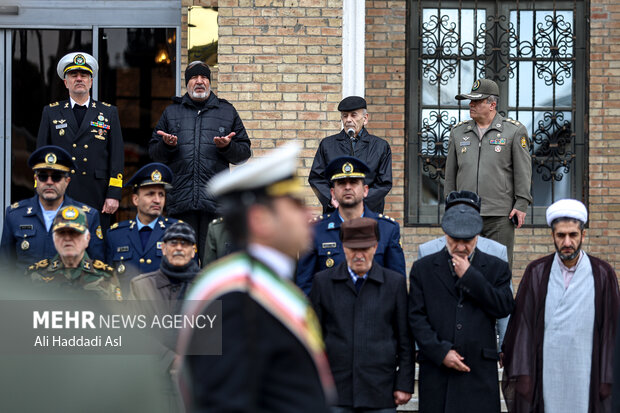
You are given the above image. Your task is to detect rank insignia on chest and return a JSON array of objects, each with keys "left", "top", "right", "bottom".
[
  {"left": 21, "top": 240, "right": 30, "bottom": 250},
  {"left": 489, "top": 138, "right": 506, "bottom": 145},
  {"left": 326, "top": 258, "right": 334, "bottom": 268},
  {"left": 459, "top": 141, "right": 471, "bottom": 146}
]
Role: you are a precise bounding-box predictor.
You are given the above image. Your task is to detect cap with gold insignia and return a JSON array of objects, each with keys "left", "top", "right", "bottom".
[
  {"left": 52, "top": 205, "right": 89, "bottom": 234},
  {"left": 57, "top": 52, "right": 98, "bottom": 79},
  {"left": 455, "top": 79, "right": 500, "bottom": 101},
  {"left": 325, "top": 156, "right": 370, "bottom": 184},
  {"left": 208, "top": 142, "right": 304, "bottom": 201},
  {"left": 125, "top": 162, "right": 173, "bottom": 191},
  {"left": 28, "top": 145, "right": 77, "bottom": 172}
]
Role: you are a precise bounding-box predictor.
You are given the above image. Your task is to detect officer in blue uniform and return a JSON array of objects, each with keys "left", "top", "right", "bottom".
[
  {"left": 296, "top": 156, "right": 406, "bottom": 295},
  {"left": 0, "top": 146, "right": 104, "bottom": 275},
  {"left": 105, "top": 163, "right": 178, "bottom": 291}
]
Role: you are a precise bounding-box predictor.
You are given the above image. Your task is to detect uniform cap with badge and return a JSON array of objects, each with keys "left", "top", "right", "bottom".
[
  {"left": 56, "top": 52, "right": 98, "bottom": 79},
  {"left": 52, "top": 205, "right": 89, "bottom": 234},
  {"left": 445, "top": 190, "right": 482, "bottom": 212},
  {"left": 28, "top": 145, "right": 77, "bottom": 173},
  {"left": 208, "top": 142, "right": 304, "bottom": 201},
  {"left": 125, "top": 162, "right": 173, "bottom": 191},
  {"left": 325, "top": 156, "right": 370, "bottom": 184},
  {"left": 455, "top": 79, "right": 500, "bottom": 101}
]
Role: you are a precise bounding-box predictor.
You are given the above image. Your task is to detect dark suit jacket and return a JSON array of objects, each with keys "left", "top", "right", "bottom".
[
  {"left": 310, "top": 261, "right": 414, "bottom": 409},
  {"left": 408, "top": 248, "right": 514, "bottom": 413},
  {"left": 37, "top": 99, "right": 124, "bottom": 210}
]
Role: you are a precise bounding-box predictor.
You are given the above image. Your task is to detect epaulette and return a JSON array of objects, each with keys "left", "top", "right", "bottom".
[
  {"left": 377, "top": 213, "right": 396, "bottom": 223},
  {"left": 211, "top": 217, "right": 224, "bottom": 225},
  {"left": 109, "top": 222, "right": 120, "bottom": 230},
  {"left": 10, "top": 202, "right": 19, "bottom": 210},
  {"left": 101, "top": 102, "right": 111, "bottom": 107},
  {"left": 504, "top": 118, "right": 521, "bottom": 126},
  {"left": 81, "top": 205, "right": 91, "bottom": 213},
  {"left": 92, "top": 260, "right": 114, "bottom": 274},
  {"left": 49, "top": 102, "right": 59, "bottom": 107},
  {"left": 452, "top": 120, "right": 466, "bottom": 129},
  {"left": 310, "top": 214, "right": 325, "bottom": 223}
]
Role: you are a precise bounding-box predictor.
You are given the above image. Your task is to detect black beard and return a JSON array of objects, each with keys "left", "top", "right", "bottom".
[{"left": 555, "top": 239, "right": 582, "bottom": 262}]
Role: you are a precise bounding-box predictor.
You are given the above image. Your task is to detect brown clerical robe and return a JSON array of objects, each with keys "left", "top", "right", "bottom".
[{"left": 502, "top": 253, "right": 619, "bottom": 413}]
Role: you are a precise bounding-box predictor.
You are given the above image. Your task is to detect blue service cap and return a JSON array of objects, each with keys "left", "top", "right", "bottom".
[
  {"left": 28, "top": 145, "right": 77, "bottom": 172},
  {"left": 125, "top": 163, "right": 173, "bottom": 190},
  {"left": 325, "top": 156, "right": 370, "bottom": 183}
]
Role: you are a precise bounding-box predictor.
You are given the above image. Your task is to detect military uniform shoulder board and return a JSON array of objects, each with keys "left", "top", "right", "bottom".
[
  {"left": 10, "top": 202, "right": 19, "bottom": 209},
  {"left": 49, "top": 102, "right": 59, "bottom": 107},
  {"left": 109, "top": 222, "right": 120, "bottom": 230},
  {"left": 378, "top": 214, "right": 396, "bottom": 223},
  {"left": 453, "top": 120, "right": 465, "bottom": 128},
  {"left": 311, "top": 215, "right": 325, "bottom": 223},
  {"left": 81, "top": 205, "right": 91, "bottom": 213},
  {"left": 101, "top": 101, "right": 111, "bottom": 107}
]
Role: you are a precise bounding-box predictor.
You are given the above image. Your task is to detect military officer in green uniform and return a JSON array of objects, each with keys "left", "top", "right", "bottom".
[
  {"left": 27, "top": 205, "right": 122, "bottom": 300},
  {"left": 202, "top": 217, "right": 234, "bottom": 267},
  {"left": 444, "top": 79, "right": 532, "bottom": 267},
  {"left": 37, "top": 52, "right": 124, "bottom": 232}
]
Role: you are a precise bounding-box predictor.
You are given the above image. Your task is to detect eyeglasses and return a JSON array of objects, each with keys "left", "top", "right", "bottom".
[
  {"left": 36, "top": 172, "right": 67, "bottom": 183},
  {"left": 167, "top": 239, "right": 193, "bottom": 247}
]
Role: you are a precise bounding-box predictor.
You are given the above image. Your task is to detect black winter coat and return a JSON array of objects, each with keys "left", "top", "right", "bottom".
[
  {"left": 309, "top": 129, "right": 392, "bottom": 214},
  {"left": 149, "top": 92, "right": 251, "bottom": 215},
  {"left": 408, "top": 248, "right": 514, "bottom": 413}
]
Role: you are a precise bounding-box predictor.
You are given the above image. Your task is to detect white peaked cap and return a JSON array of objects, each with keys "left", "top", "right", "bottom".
[{"left": 207, "top": 142, "right": 301, "bottom": 197}]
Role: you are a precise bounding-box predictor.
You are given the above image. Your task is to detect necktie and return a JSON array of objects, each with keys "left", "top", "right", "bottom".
[
  {"left": 73, "top": 104, "right": 87, "bottom": 127},
  {"left": 139, "top": 227, "right": 152, "bottom": 249},
  {"left": 355, "top": 277, "right": 365, "bottom": 293}
]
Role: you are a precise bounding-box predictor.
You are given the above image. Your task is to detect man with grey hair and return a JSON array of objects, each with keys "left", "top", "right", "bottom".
[
  {"left": 309, "top": 96, "right": 392, "bottom": 214},
  {"left": 502, "top": 199, "right": 619, "bottom": 413},
  {"left": 444, "top": 78, "right": 532, "bottom": 268},
  {"left": 150, "top": 61, "right": 251, "bottom": 262}
]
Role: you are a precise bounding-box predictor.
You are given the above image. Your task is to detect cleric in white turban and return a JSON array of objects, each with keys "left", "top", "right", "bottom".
[{"left": 502, "top": 198, "right": 619, "bottom": 413}]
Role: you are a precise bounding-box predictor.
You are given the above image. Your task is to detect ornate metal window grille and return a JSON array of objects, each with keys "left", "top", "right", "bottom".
[{"left": 406, "top": 0, "right": 586, "bottom": 225}]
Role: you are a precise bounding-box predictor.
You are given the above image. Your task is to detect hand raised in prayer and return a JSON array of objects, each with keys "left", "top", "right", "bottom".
[
  {"left": 157, "top": 130, "right": 178, "bottom": 146},
  {"left": 442, "top": 349, "right": 470, "bottom": 372},
  {"left": 213, "top": 132, "right": 235, "bottom": 148}
]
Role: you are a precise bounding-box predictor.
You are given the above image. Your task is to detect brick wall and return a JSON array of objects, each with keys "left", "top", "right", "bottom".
[{"left": 589, "top": 0, "right": 620, "bottom": 272}]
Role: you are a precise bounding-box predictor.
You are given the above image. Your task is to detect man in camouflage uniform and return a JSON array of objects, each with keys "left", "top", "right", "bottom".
[
  {"left": 444, "top": 79, "right": 532, "bottom": 267},
  {"left": 27, "top": 205, "right": 121, "bottom": 300}
]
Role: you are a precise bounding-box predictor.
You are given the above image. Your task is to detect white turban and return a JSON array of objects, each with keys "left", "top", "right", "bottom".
[{"left": 546, "top": 199, "right": 588, "bottom": 227}]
